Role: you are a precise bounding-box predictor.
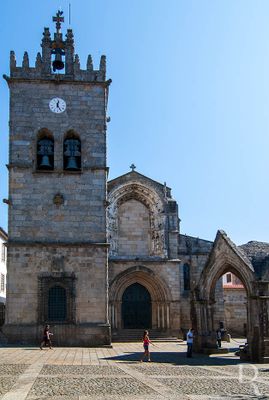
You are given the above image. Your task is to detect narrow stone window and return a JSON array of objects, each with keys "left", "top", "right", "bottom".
[
  {"left": 63, "top": 130, "right": 81, "bottom": 171},
  {"left": 183, "top": 263, "right": 190, "bottom": 291},
  {"left": 36, "top": 130, "right": 54, "bottom": 170},
  {"left": 48, "top": 285, "right": 67, "bottom": 321}
]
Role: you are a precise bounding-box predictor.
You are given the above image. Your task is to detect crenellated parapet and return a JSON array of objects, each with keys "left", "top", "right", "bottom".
[{"left": 8, "top": 11, "right": 107, "bottom": 83}]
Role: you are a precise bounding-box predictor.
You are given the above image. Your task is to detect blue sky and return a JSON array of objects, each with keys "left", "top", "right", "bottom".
[{"left": 1, "top": 0, "right": 269, "bottom": 244}]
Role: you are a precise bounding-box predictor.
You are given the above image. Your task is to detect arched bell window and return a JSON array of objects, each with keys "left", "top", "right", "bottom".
[
  {"left": 48, "top": 285, "right": 67, "bottom": 321},
  {"left": 183, "top": 263, "right": 191, "bottom": 291},
  {"left": 63, "top": 130, "right": 81, "bottom": 171},
  {"left": 36, "top": 129, "right": 54, "bottom": 170}
]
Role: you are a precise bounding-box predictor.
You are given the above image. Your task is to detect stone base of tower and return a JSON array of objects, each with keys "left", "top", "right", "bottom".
[{"left": 2, "top": 323, "right": 111, "bottom": 347}]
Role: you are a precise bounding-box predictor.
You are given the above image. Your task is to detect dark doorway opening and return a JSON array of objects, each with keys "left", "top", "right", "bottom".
[{"left": 122, "top": 283, "right": 152, "bottom": 329}]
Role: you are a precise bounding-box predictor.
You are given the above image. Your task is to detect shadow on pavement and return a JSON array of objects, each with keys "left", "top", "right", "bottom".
[{"left": 102, "top": 351, "right": 244, "bottom": 366}]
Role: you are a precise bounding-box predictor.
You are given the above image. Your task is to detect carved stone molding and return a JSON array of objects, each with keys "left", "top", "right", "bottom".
[{"left": 107, "top": 181, "right": 167, "bottom": 257}]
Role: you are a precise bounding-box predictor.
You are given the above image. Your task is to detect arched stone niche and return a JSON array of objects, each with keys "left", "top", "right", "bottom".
[
  {"left": 192, "top": 231, "right": 267, "bottom": 362},
  {"left": 107, "top": 182, "right": 167, "bottom": 257},
  {"left": 109, "top": 265, "right": 171, "bottom": 331}
]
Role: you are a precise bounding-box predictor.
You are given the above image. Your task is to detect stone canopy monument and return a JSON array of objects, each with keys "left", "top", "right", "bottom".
[{"left": 3, "top": 12, "right": 269, "bottom": 362}]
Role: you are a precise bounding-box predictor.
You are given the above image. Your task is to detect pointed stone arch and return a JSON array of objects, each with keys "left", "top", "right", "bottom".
[
  {"left": 107, "top": 182, "right": 167, "bottom": 257},
  {"left": 109, "top": 265, "right": 171, "bottom": 331},
  {"left": 193, "top": 231, "right": 266, "bottom": 362}
]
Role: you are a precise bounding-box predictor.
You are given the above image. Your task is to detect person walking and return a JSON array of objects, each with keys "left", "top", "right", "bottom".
[
  {"left": 186, "top": 328, "right": 194, "bottom": 358},
  {"left": 216, "top": 329, "right": 222, "bottom": 348},
  {"left": 40, "top": 324, "right": 53, "bottom": 350},
  {"left": 140, "top": 330, "right": 152, "bottom": 362}
]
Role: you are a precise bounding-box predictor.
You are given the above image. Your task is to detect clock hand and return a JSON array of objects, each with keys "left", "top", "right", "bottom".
[{"left": 56, "top": 100, "right": 60, "bottom": 109}]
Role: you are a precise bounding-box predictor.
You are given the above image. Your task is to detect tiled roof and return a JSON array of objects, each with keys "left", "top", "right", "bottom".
[
  {"left": 223, "top": 284, "right": 245, "bottom": 289},
  {"left": 239, "top": 241, "right": 269, "bottom": 279},
  {"left": 239, "top": 241, "right": 269, "bottom": 259}
]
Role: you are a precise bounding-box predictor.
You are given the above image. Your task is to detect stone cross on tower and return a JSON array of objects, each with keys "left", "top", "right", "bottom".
[
  {"left": 53, "top": 10, "right": 64, "bottom": 34},
  {"left": 51, "top": 10, "right": 65, "bottom": 72},
  {"left": 130, "top": 163, "right": 136, "bottom": 172}
]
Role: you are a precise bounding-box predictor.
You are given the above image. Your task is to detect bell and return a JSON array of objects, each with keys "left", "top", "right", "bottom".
[
  {"left": 39, "top": 155, "right": 52, "bottom": 169},
  {"left": 52, "top": 52, "right": 64, "bottom": 72},
  {"left": 65, "top": 156, "right": 79, "bottom": 171}
]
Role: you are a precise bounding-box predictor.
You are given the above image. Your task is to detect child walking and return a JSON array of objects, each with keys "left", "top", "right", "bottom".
[{"left": 140, "top": 330, "right": 152, "bottom": 362}]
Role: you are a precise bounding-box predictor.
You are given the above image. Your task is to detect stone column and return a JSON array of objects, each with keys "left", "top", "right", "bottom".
[
  {"left": 157, "top": 303, "right": 160, "bottom": 329},
  {"left": 166, "top": 304, "right": 170, "bottom": 329}
]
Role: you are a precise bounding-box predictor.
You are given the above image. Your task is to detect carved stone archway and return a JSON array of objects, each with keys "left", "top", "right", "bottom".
[
  {"left": 107, "top": 182, "right": 167, "bottom": 257},
  {"left": 109, "top": 266, "right": 171, "bottom": 332},
  {"left": 192, "top": 231, "right": 267, "bottom": 362}
]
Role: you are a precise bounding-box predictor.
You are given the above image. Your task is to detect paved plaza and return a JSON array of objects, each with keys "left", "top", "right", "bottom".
[{"left": 0, "top": 339, "right": 268, "bottom": 400}]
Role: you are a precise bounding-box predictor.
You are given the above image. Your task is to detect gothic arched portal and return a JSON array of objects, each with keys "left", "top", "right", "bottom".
[{"left": 122, "top": 283, "right": 152, "bottom": 329}]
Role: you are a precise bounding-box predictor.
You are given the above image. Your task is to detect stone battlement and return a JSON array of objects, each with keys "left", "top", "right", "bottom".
[{"left": 9, "top": 26, "right": 106, "bottom": 82}]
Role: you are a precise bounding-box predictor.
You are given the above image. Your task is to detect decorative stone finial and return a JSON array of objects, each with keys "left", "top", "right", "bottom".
[
  {"left": 65, "top": 29, "right": 74, "bottom": 75},
  {"left": 100, "top": 55, "right": 106, "bottom": 72},
  {"left": 74, "top": 54, "right": 80, "bottom": 66},
  {"left": 41, "top": 28, "right": 52, "bottom": 74},
  {"left": 42, "top": 27, "right": 51, "bottom": 43},
  {"left": 74, "top": 54, "right": 80, "bottom": 73},
  {"left": 10, "top": 51, "right": 16, "bottom": 69},
  {"left": 87, "top": 55, "right": 93, "bottom": 71},
  {"left": 22, "top": 52, "right": 29, "bottom": 68},
  {"left": 130, "top": 163, "right": 136, "bottom": 172},
  {"left": 35, "top": 52, "right": 42, "bottom": 69},
  {"left": 66, "top": 28, "right": 74, "bottom": 43}
]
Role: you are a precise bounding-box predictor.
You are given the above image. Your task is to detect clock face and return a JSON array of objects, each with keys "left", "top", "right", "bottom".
[{"left": 49, "top": 97, "right": 66, "bottom": 113}]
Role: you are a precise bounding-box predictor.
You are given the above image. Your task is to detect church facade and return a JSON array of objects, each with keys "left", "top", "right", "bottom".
[
  {"left": 3, "top": 13, "right": 269, "bottom": 362},
  {"left": 107, "top": 169, "right": 217, "bottom": 338}
]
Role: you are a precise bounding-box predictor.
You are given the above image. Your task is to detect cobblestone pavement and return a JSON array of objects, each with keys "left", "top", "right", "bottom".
[{"left": 0, "top": 340, "right": 268, "bottom": 400}]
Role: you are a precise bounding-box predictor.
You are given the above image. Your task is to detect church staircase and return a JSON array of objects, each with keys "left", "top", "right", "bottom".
[{"left": 112, "top": 329, "right": 179, "bottom": 343}]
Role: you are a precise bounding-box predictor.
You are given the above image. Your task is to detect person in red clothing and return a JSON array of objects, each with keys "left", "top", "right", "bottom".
[{"left": 140, "top": 330, "right": 152, "bottom": 362}]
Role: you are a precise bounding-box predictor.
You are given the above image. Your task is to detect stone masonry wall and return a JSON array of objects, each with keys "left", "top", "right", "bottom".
[
  {"left": 178, "top": 255, "right": 205, "bottom": 333},
  {"left": 9, "top": 169, "right": 106, "bottom": 242},
  {"left": 6, "top": 244, "right": 108, "bottom": 324},
  {"left": 223, "top": 288, "right": 247, "bottom": 335},
  {"left": 8, "top": 81, "right": 106, "bottom": 243},
  {"left": 118, "top": 199, "right": 150, "bottom": 256}
]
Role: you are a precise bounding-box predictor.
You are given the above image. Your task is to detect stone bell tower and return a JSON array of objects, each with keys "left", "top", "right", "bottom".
[{"left": 3, "top": 11, "right": 111, "bottom": 345}]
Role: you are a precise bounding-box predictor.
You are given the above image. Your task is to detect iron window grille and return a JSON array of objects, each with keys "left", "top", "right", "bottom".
[{"left": 38, "top": 273, "right": 76, "bottom": 324}]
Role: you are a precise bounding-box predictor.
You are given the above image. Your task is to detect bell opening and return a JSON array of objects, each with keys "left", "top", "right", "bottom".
[
  {"left": 52, "top": 59, "right": 65, "bottom": 72},
  {"left": 37, "top": 137, "right": 54, "bottom": 171},
  {"left": 51, "top": 46, "right": 66, "bottom": 73},
  {"left": 63, "top": 137, "right": 81, "bottom": 171}
]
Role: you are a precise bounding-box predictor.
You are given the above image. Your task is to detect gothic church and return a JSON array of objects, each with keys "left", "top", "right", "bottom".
[{"left": 3, "top": 13, "right": 269, "bottom": 362}]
